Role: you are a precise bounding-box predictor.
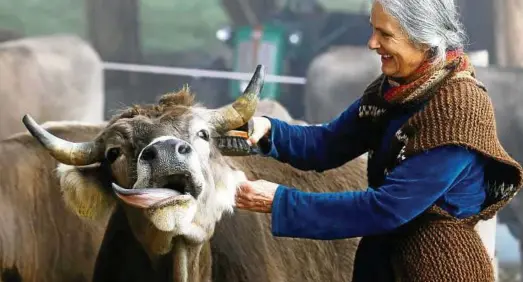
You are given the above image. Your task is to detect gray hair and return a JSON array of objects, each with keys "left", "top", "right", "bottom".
[{"left": 375, "top": 0, "right": 467, "bottom": 64}]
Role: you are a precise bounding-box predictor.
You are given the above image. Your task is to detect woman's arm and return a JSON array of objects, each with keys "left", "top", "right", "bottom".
[
  {"left": 261, "top": 98, "right": 369, "bottom": 172},
  {"left": 270, "top": 145, "right": 485, "bottom": 240}
]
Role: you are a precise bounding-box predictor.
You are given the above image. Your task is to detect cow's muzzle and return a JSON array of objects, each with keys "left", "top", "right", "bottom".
[{"left": 123, "top": 137, "right": 202, "bottom": 206}]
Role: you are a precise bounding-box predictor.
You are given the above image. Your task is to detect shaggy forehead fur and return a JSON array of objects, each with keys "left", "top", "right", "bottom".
[
  {"left": 99, "top": 89, "right": 213, "bottom": 158},
  {"left": 109, "top": 89, "right": 198, "bottom": 124}
]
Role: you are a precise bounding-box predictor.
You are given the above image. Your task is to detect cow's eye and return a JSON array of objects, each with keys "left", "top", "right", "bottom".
[
  {"left": 197, "top": 129, "right": 210, "bottom": 141},
  {"left": 105, "top": 147, "right": 121, "bottom": 163}
]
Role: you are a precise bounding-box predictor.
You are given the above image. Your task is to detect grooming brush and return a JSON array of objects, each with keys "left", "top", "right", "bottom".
[
  {"left": 212, "top": 120, "right": 269, "bottom": 156},
  {"left": 213, "top": 131, "right": 260, "bottom": 156}
]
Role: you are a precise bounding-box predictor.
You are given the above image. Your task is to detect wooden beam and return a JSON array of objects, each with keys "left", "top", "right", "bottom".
[
  {"left": 85, "top": 0, "right": 142, "bottom": 63},
  {"left": 493, "top": 0, "right": 523, "bottom": 68}
]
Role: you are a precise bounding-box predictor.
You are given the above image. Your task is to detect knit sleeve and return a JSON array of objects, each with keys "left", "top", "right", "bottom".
[
  {"left": 260, "top": 98, "right": 369, "bottom": 172},
  {"left": 270, "top": 145, "right": 484, "bottom": 240}
]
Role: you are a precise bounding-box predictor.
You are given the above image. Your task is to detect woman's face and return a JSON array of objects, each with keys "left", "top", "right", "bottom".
[{"left": 367, "top": 2, "right": 429, "bottom": 80}]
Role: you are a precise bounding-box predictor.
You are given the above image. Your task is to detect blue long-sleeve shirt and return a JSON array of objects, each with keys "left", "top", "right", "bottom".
[{"left": 263, "top": 99, "right": 487, "bottom": 240}]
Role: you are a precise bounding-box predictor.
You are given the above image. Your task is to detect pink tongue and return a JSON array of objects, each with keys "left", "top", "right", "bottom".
[{"left": 112, "top": 184, "right": 181, "bottom": 209}]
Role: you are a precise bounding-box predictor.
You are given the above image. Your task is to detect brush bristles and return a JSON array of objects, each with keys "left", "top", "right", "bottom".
[{"left": 213, "top": 136, "right": 255, "bottom": 156}]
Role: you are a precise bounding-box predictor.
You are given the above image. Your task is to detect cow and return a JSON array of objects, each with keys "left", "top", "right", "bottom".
[
  {"left": 0, "top": 34, "right": 104, "bottom": 140},
  {"left": 304, "top": 46, "right": 382, "bottom": 124},
  {"left": 21, "top": 66, "right": 369, "bottom": 281},
  {"left": 0, "top": 121, "right": 108, "bottom": 282},
  {"left": 255, "top": 99, "right": 308, "bottom": 125},
  {"left": 0, "top": 34, "right": 106, "bottom": 282}
]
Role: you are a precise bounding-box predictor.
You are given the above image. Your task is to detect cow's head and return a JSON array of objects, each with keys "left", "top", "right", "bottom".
[{"left": 22, "top": 65, "right": 264, "bottom": 256}]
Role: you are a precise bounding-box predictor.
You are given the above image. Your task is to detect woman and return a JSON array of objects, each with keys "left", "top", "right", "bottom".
[{"left": 234, "top": 0, "right": 523, "bottom": 281}]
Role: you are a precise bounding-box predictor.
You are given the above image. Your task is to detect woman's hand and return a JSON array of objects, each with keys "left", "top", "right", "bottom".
[
  {"left": 247, "top": 117, "right": 271, "bottom": 146},
  {"left": 235, "top": 179, "right": 278, "bottom": 213}
]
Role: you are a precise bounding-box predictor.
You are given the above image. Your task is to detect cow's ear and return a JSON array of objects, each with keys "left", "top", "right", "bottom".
[{"left": 56, "top": 163, "right": 116, "bottom": 221}]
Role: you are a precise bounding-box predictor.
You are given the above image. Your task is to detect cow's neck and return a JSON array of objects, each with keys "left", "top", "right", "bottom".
[{"left": 170, "top": 237, "right": 212, "bottom": 282}]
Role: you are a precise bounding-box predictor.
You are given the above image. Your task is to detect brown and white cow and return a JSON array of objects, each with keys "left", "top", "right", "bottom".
[{"left": 22, "top": 66, "right": 368, "bottom": 282}]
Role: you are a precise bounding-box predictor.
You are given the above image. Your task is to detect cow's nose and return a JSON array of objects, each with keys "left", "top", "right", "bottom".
[{"left": 140, "top": 138, "right": 192, "bottom": 163}]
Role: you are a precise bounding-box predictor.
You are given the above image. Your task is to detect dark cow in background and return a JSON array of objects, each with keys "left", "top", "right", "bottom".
[
  {"left": 22, "top": 66, "right": 368, "bottom": 281},
  {"left": 0, "top": 34, "right": 104, "bottom": 140}
]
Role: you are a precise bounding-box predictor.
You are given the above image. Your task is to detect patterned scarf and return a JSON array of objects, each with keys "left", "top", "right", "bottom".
[
  {"left": 358, "top": 49, "right": 478, "bottom": 122},
  {"left": 382, "top": 49, "right": 472, "bottom": 105}
]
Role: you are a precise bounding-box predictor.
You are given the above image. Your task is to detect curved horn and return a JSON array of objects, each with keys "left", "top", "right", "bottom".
[
  {"left": 211, "top": 64, "right": 265, "bottom": 133},
  {"left": 22, "top": 114, "right": 102, "bottom": 166}
]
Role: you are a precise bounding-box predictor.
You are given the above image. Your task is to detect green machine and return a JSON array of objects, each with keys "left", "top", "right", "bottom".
[
  {"left": 215, "top": 0, "right": 372, "bottom": 117},
  {"left": 215, "top": 1, "right": 311, "bottom": 102},
  {"left": 230, "top": 24, "right": 288, "bottom": 100}
]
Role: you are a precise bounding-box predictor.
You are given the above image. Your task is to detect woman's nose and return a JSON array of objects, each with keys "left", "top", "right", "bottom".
[{"left": 367, "top": 32, "right": 380, "bottom": 50}]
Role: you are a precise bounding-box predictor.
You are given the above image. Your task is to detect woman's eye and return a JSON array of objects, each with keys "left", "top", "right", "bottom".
[
  {"left": 197, "top": 130, "right": 210, "bottom": 141},
  {"left": 106, "top": 147, "right": 121, "bottom": 163},
  {"left": 381, "top": 31, "right": 392, "bottom": 38}
]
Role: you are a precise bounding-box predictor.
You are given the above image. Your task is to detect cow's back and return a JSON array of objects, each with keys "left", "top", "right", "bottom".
[
  {"left": 211, "top": 154, "right": 368, "bottom": 281},
  {"left": 0, "top": 34, "right": 104, "bottom": 140},
  {"left": 304, "top": 46, "right": 381, "bottom": 124},
  {"left": 0, "top": 123, "right": 108, "bottom": 282}
]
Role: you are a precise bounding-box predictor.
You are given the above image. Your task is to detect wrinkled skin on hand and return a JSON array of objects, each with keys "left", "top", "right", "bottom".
[{"left": 235, "top": 179, "right": 278, "bottom": 213}]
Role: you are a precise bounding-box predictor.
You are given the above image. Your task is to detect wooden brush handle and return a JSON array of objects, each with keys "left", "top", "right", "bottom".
[{"left": 223, "top": 130, "right": 249, "bottom": 139}]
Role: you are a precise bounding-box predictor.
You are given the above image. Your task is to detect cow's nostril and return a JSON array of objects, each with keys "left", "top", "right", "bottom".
[
  {"left": 177, "top": 143, "right": 191, "bottom": 155},
  {"left": 141, "top": 146, "right": 157, "bottom": 161}
]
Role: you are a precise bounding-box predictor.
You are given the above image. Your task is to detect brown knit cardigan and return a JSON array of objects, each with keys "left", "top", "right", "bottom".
[{"left": 352, "top": 59, "right": 523, "bottom": 282}]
